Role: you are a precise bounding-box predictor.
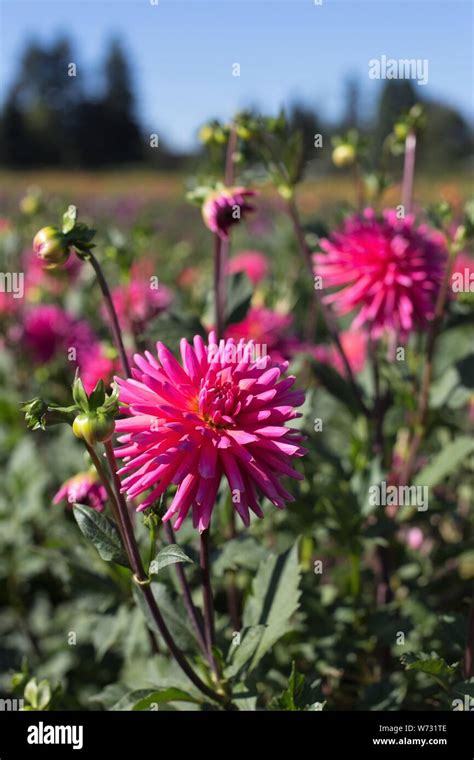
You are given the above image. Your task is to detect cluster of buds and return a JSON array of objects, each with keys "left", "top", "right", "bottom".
[
  {"left": 385, "top": 103, "right": 425, "bottom": 156},
  {"left": 33, "top": 205, "right": 96, "bottom": 269},
  {"left": 22, "top": 373, "right": 118, "bottom": 448}
]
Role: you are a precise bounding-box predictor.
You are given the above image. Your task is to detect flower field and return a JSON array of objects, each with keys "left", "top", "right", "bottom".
[{"left": 0, "top": 111, "right": 473, "bottom": 716}]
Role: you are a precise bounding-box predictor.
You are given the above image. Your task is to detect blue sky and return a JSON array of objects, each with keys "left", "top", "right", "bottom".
[{"left": 0, "top": 0, "right": 472, "bottom": 151}]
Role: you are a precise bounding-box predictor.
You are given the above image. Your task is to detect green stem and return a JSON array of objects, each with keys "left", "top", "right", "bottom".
[
  {"left": 102, "top": 441, "right": 227, "bottom": 707},
  {"left": 86, "top": 250, "right": 131, "bottom": 377}
]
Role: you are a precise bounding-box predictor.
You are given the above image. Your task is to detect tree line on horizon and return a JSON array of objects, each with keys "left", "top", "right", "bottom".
[{"left": 0, "top": 37, "right": 472, "bottom": 173}]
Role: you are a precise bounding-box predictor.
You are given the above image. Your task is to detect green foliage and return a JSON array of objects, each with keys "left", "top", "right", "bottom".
[
  {"left": 149, "top": 544, "right": 193, "bottom": 575},
  {"left": 72, "top": 504, "right": 129, "bottom": 568}
]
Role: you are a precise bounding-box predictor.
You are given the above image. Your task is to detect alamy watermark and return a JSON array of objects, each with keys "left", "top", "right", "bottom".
[
  {"left": 369, "top": 55, "right": 429, "bottom": 86},
  {"left": 369, "top": 481, "right": 429, "bottom": 511},
  {"left": 208, "top": 340, "right": 268, "bottom": 366},
  {"left": 0, "top": 271, "right": 24, "bottom": 299}
]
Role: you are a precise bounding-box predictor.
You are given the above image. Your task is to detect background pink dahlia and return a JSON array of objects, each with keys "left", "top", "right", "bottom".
[
  {"left": 53, "top": 471, "right": 107, "bottom": 512},
  {"left": 313, "top": 209, "right": 447, "bottom": 340},
  {"left": 114, "top": 333, "right": 306, "bottom": 532}
]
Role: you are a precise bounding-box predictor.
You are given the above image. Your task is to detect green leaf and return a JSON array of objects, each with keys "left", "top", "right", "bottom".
[
  {"left": 72, "top": 504, "right": 129, "bottom": 568},
  {"left": 401, "top": 653, "right": 456, "bottom": 685},
  {"left": 225, "top": 271, "right": 253, "bottom": 327},
  {"left": 270, "top": 662, "right": 324, "bottom": 711},
  {"left": 111, "top": 688, "right": 200, "bottom": 711},
  {"left": 225, "top": 626, "right": 266, "bottom": 679},
  {"left": 413, "top": 437, "right": 474, "bottom": 488},
  {"left": 214, "top": 536, "right": 269, "bottom": 578},
  {"left": 242, "top": 542, "right": 302, "bottom": 670},
  {"left": 149, "top": 544, "right": 193, "bottom": 575},
  {"left": 62, "top": 204, "right": 77, "bottom": 234}
]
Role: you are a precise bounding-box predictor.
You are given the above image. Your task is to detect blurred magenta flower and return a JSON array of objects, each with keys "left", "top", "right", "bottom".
[
  {"left": 23, "top": 304, "right": 75, "bottom": 363},
  {"left": 314, "top": 209, "right": 447, "bottom": 341},
  {"left": 202, "top": 187, "right": 256, "bottom": 240},
  {"left": 110, "top": 262, "right": 173, "bottom": 332},
  {"left": 24, "top": 249, "right": 82, "bottom": 300},
  {"left": 22, "top": 304, "right": 116, "bottom": 389},
  {"left": 114, "top": 333, "right": 306, "bottom": 531},
  {"left": 224, "top": 306, "right": 297, "bottom": 365},
  {"left": 227, "top": 250, "right": 269, "bottom": 285},
  {"left": 306, "top": 329, "right": 367, "bottom": 376},
  {"left": 53, "top": 471, "right": 107, "bottom": 512},
  {"left": 79, "top": 344, "right": 118, "bottom": 394},
  {"left": 0, "top": 291, "right": 21, "bottom": 317}
]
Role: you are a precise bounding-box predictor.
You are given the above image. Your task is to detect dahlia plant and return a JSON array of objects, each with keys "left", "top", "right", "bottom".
[{"left": 9, "top": 109, "right": 473, "bottom": 713}]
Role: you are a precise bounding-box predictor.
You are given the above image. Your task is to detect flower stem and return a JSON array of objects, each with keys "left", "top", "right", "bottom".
[
  {"left": 86, "top": 250, "right": 131, "bottom": 377},
  {"left": 401, "top": 129, "right": 417, "bottom": 215},
  {"left": 399, "top": 244, "right": 456, "bottom": 485},
  {"left": 214, "top": 234, "right": 225, "bottom": 341},
  {"left": 163, "top": 521, "right": 209, "bottom": 659},
  {"left": 200, "top": 529, "right": 216, "bottom": 654},
  {"left": 102, "top": 441, "right": 227, "bottom": 706},
  {"left": 287, "top": 197, "right": 369, "bottom": 417}
]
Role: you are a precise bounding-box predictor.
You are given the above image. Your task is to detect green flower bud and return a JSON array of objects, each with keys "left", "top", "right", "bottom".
[
  {"left": 33, "top": 226, "right": 70, "bottom": 268},
  {"left": 72, "top": 412, "right": 115, "bottom": 447}
]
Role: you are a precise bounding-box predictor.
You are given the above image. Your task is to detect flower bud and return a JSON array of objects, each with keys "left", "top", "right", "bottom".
[
  {"left": 332, "top": 144, "right": 356, "bottom": 168},
  {"left": 33, "top": 226, "right": 70, "bottom": 268},
  {"left": 72, "top": 412, "right": 115, "bottom": 447},
  {"left": 202, "top": 186, "right": 256, "bottom": 240}
]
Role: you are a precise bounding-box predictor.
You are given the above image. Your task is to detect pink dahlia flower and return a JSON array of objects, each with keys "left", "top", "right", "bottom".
[
  {"left": 53, "top": 471, "right": 107, "bottom": 512},
  {"left": 314, "top": 209, "right": 447, "bottom": 340},
  {"left": 202, "top": 187, "right": 256, "bottom": 240},
  {"left": 110, "top": 262, "right": 173, "bottom": 332},
  {"left": 227, "top": 251, "right": 269, "bottom": 285},
  {"left": 114, "top": 333, "right": 306, "bottom": 531}
]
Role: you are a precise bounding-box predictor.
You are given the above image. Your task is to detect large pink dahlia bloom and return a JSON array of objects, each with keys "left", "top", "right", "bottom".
[
  {"left": 114, "top": 333, "right": 306, "bottom": 532},
  {"left": 314, "top": 209, "right": 447, "bottom": 340}
]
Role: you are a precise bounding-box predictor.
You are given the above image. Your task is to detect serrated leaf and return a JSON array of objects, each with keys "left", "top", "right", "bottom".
[
  {"left": 413, "top": 437, "right": 474, "bottom": 488},
  {"left": 111, "top": 688, "right": 200, "bottom": 711},
  {"left": 225, "top": 626, "right": 266, "bottom": 679},
  {"left": 214, "top": 536, "right": 269, "bottom": 578},
  {"left": 225, "top": 271, "right": 253, "bottom": 327},
  {"left": 149, "top": 544, "right": 193, "bottom": 575},
  {"left": 270, "top": 662, "right": 324, "bottom": 711},
  {"left": 73, "top": 504, "right": 129, "bottom": 568},
  {"left": 401, "top": 652, "right": 456, "bottom": 680},
  {"left": 242, "top": 542, "right": 302, "bottom": 670}
]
